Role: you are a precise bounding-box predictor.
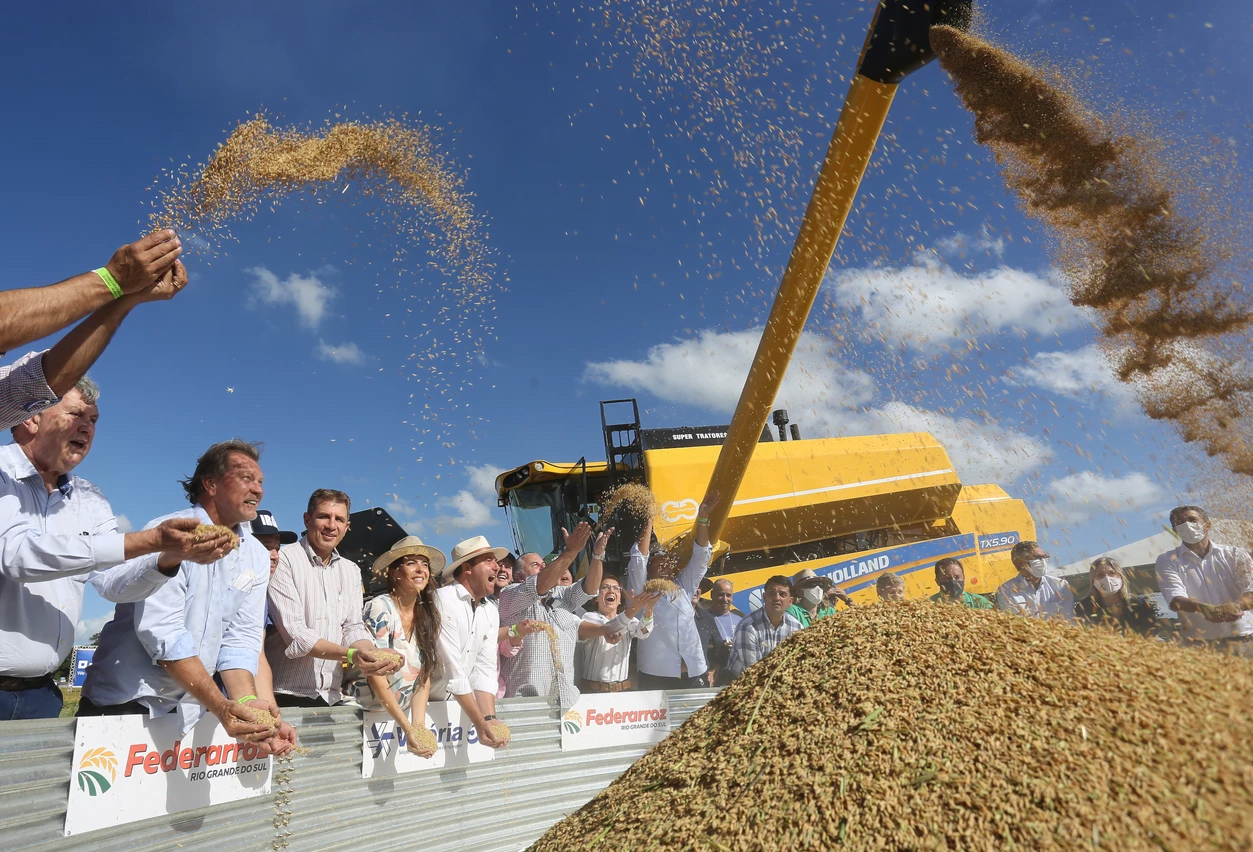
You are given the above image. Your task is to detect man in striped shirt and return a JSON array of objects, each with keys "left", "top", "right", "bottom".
[
  {"left": 265, "top": 489, "right": 400, "bottom": 707},
  {"left": 725, "top": 576, "right": 803, "bottom": 680}
]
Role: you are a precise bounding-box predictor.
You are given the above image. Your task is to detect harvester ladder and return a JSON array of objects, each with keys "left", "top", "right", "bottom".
[{"left": 600, "top": 398, "right": 645, "bottom": 487}]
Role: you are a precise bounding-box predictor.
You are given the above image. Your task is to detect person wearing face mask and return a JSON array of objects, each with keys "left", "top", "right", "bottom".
[
  {"left": 995, "top": 541, "right": 1076, "bottom": 622},
  {"left": 1075, "top": 557, "right": 1160, "bottom": 637},
  {"left": 1155, "top": 505, "right": 1253, "bottom": 652},
  {"left": 786, "top": 568, "right": 838, "bottom": 627},
  {"left": 929, "top": 558, "right": 993, "bottom": 609}
]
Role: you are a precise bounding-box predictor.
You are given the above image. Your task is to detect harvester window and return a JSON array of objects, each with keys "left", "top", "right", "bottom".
[{"left": 505, "top": 482, "right": 562, "bottom": 560}]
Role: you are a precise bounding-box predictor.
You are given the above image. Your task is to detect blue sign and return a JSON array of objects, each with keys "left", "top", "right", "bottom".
[
  {"left": 730, "top": 531, "right": 1020, "bottom": 613},
  {"left": 71, "top": 647, "right": 95, "bottom": 687}
]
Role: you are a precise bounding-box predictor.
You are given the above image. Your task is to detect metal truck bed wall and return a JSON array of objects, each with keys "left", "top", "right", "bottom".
[{"left": 0, "top": 691, "right": 718, "bottom": 852}]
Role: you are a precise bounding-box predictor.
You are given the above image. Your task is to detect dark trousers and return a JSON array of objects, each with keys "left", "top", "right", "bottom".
[
  {"left": 76, "top": 694, "right": 149, "bottom": 717},
  {"left": 275, "top": 693, "right": 331, "bottom": 708},
  {"left": 637, "top": 672, "right": 707, "bottom": 692},
  {"left": 0, "top": 677, "right": 62, "bottom": 720}
]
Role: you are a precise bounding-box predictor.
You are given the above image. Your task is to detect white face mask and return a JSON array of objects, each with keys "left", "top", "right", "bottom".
[
  {"left": 1026, "top": 558, "right": 1049, "bottom": 578},
  {"left": 801, "top": 585, "right": 824, "bottom": 608},
  {"left": 1094, "top": 575, "right": 1123, "bottom": 595},
  {"left": 1175, "top": 521, "right": 1206, "bottom": 545}
]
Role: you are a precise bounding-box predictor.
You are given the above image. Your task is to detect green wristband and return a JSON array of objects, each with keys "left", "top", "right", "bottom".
[
  {"left": 696, "top": 517, "right": 710, "bottom": 524},
  {"left": 236, "top": 694, "right": 258, "bottom": 705},
  {"left": 346, "top": 647, "right": 356, "bottom": 665},
  {"left": 93, "top": 267, "right": 123, "bottom": 300}
]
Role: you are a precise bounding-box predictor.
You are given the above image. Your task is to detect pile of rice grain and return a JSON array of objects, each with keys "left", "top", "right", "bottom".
[{"left": 529, "top": 603, "right": 1253, "bottom": 851}]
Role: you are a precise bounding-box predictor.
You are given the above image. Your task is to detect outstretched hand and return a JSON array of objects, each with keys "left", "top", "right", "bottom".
[
  {"left": 561, "top": 522, "right": 593, "bottom": 553},
  {"left": 107, "top": 230, "right": 182, "bottom": 294}
]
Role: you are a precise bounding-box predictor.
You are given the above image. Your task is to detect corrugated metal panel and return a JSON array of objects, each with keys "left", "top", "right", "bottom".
[{"left": 0, "top": 689, "right": 718, "bottom": 852}]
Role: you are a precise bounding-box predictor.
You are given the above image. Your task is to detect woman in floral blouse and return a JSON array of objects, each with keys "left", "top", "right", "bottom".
[{"left": 347, "top": 536, "right": 445, "bottom": 757}]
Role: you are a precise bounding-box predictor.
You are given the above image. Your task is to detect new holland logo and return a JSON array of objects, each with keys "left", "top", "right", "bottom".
[
  {"left": 77, "top": 747, "right": 118, "bottom": 796},
  {"left": 562, "top": 710, "right": 583, "bottom": 735}
]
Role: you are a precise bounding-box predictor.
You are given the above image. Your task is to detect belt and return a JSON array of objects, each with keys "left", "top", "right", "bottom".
[
  {"left": 0, "top": 674, "right": 53, "bottom": 692},
  {"left": 580, "top": 678, "right": 631, "bottom": 694}
]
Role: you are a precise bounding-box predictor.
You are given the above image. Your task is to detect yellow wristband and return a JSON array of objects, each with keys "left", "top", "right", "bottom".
[
  {"left": 346, "top": 648, "right": 356, "bottom": 665},
  {"left": 236, "top": 694, "right": 258, "bottom": 705},
  {"left": 93, "top": 267, "right": 123, "bottom": 300}
]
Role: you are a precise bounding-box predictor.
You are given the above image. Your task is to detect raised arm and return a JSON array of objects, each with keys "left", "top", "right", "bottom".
[
  {"left": 535, "top": 522, "right": 592, "bottom": 597},
  {"left": 42, "top": 261, "right": 189, "bottom": 397},
  {"left": 582, "top": 527, "right": 612, "bottom": 596},
  {"left": 0, "top": 231, "right": 182, "bottom": 352}
]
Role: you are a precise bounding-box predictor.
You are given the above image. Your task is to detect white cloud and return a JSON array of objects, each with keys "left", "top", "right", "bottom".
[
  {"left": 465, "top": 464, "right": 505, "bottom": 503},
  {"left": 392, "top": 464, "right": 505, "bottom": 536},
  {"left": 1035, "top": 471, "right": 1164, "bottom": 527},
  {"left": 432, "top": 490, "right": 495, "bottom": 532},
  {"left": 827, "top": 252, "right": 1085, "bottom": 350},
  {"left": 861, "top": 402, "right": 1052, "bottom": 484},
  {"left": 1012, "top": 345, "right": 1132, "bottom": 400},
  {"left": 386, "top": 496, "right": 420, "bottom": 520},
  {"left": 584, "top": 327, "right": 1050, "bottom": 485},
  {"left": 584, "top": 328, "right": 877, "bottom": 418},
  {"left": 248, "top": 266, "right": 336, "bottom": 328},
  {"left": 75, "top": 612, "right": 113, "bottom": 645},
  {"left": 317, "top": 341, "right": 367, "bottom": 366},
  {"left": 935, "top": 227, "right": 1006, "bottom": 260},
  {"left": 115, "top": 514, "right": 133, "bottom": 533}
]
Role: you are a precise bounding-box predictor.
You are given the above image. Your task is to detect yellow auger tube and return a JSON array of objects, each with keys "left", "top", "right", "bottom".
[{"left": 701, "top": 73, "right": 896, "bottom": 544}]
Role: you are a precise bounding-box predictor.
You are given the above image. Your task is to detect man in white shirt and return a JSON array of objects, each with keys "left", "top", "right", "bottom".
[
  {"left": 432, "top": 535, "right": 511, "bottom": 749},
  {"left": 1155, "top": 505, "right": 1253, "bottom": 652},
  {"left": 996, "top": 541, "right": 1075, "bottom": 622},
  {"left": 627, "top": 493, "right": 719, "bottom": 691},
  {"left": 0, "top": 379, "right": 232, "bottom": 719}
]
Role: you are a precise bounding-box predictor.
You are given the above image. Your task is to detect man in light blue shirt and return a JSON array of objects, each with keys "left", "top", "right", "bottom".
[
  {"left": 0, "top": 378, "right": 234, "bottom": 719},
  {"left": 81, "top": 440, "right": 292, "bottom": 755}
]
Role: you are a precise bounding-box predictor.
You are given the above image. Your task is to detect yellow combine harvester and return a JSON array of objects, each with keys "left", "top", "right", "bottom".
[{"left": 494, "top": 399, "right": 1033, "bottom": 613}]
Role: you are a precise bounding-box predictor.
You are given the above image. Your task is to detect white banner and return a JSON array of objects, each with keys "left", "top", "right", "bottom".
[
  {"left": 65, "top": 713, "right": 272, "bottom": 836},
  {"left": 560, "top": 690, "right": 670, "bottom": 752},
  {"left": 361, "top": 700, "right": 496, "bottom": 777}
]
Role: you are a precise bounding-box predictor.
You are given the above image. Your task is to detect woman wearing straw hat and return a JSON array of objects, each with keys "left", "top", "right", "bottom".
[
  {"left": 345, "top": 536, "right": 445, "bottom": 758},
  {"left": 1075, "top": 556, "right": 1161, "bottom": 638}
]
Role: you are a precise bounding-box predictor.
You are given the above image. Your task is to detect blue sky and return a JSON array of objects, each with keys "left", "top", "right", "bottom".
[{"left": 0, "top": 1, "right": 1249, "bottom": 640}]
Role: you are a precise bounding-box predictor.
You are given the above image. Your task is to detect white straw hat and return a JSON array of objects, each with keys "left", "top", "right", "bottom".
[
  {"left": 443, "top": 535, "right": 509, "bottom": 578},
  {"left": 371, "top": 535, "right": 447, "bottom": 579}
]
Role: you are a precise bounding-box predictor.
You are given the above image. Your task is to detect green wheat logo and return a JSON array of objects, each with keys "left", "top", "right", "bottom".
[{"left": 76, "top": 748, "right": 117, "bottom": 796}]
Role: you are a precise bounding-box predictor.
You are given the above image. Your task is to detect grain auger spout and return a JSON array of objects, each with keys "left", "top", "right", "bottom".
[{"left": 698, "top": 0, "right": 974, "bottom": 546}]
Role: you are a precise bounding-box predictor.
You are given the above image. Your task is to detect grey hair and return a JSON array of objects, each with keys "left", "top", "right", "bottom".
[{"left": 73, "top": 376, "right": 100, "bottom": 405}]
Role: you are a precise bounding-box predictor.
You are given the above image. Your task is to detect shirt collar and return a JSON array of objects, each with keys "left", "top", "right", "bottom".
[
  {"left": 300, "top": 534, "right": 341, "bottom": 567},
  {"left": 0, "top": 443, "right": 73, "bottom": 496},
  {"left": 452, "top": 581, "right": 485, "bottom": 608}
]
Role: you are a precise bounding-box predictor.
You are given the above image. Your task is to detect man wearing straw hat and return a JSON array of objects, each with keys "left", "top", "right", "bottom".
[
  {"left": 430, "top": 534, "right": 514, "bottom": 749},
  {"left": 786, "top": 568, "right": 841, "bottom": 628}
]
